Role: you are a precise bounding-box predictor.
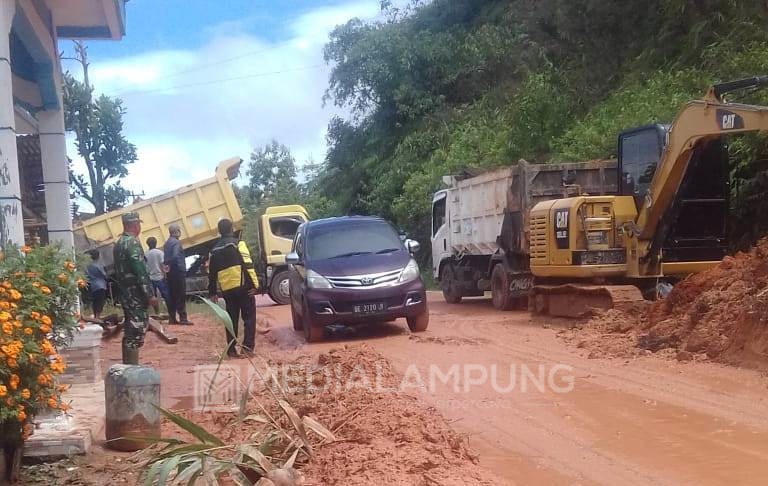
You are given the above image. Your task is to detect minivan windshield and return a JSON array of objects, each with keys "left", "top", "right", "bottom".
[{"left": 307, "top": 219, "right": 404, "bottom": 261}]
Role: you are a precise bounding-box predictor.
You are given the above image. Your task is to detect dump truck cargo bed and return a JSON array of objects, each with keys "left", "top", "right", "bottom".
[{"left": 73, "top": 157, "right": 243, "bottom": 268}]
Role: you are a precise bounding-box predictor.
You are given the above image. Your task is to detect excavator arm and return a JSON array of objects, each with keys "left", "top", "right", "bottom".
[{"left": 634, "top": 76, "right": 768, "bottom": 273}]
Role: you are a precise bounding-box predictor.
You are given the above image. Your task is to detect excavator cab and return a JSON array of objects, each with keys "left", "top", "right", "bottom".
[
  {"left": 618, "top": 124, "right": 667, "bottom": 211},
  {"left": 618, "top": 125, "right": 729, "bottom": 269}
]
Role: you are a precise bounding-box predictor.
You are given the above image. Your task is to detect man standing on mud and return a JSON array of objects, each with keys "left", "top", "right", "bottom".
[
  {"left": 164, "top": 223, "right": 192, "bottom": 325},
  {"left": 208, "top": 218, "right": 258, "bottom": 357},
  {"left": 113, "top": 212, "right": 156, "bottom": 365}
]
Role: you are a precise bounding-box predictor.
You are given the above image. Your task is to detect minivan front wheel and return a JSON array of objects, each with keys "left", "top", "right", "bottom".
[
  {"left": 291, "top": 301, "right": 303, "bottom": 331},
  {"left": 407, "top": 309, "right": 429, "bottom": 332},
  {"left": 302, "top": 301, "right": 323, "bottom": 342}
]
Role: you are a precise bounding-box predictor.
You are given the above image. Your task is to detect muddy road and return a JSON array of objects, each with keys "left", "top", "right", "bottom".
[{"left": 255, "top": 292, "right": 768, "bottom": 486}]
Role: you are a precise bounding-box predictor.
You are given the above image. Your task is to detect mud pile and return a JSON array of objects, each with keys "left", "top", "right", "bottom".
[
  {"left": 642, "top": 239, "right": 768, "bottom": 368},
  {"left": 295, "top": 344, "right": 502, "bottom": 485}
]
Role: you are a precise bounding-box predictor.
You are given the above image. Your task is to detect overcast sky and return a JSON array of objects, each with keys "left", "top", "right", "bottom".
[{"left": 60, "top": 0, "right": 387, "bottom": 210}]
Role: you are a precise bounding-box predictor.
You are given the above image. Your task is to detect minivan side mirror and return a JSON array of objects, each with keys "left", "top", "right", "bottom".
[
  {"left": 405, "top": 239, "right": 420, "bottom": 254},
  {"left": 286, "top": 252, "right": 302, "bottom": 265}
]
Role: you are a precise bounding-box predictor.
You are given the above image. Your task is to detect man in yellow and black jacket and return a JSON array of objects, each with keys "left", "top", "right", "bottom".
[{"left": 208, "top": 218, "right": 259, "bottom": 357}]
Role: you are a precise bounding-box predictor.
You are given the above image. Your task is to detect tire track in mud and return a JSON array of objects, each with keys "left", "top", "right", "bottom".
[{"left": 453, "top": 313, "right": 768, "bottom": 429}]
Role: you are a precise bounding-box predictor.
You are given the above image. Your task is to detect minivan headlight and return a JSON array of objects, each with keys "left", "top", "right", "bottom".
[
  {"left": 398, "top": 259, "right": 420, "bottom": 283},
  {"left": 307, "top": 269, "right": 333, "bottom": 289}
]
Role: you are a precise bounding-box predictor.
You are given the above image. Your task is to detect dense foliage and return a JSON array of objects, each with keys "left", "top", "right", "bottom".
[
  {"left": 0, "top": 245, "right": 83, "bottom": 442},
  {"left": 295, "top": 0, "right": 768, "bottom": 256}
]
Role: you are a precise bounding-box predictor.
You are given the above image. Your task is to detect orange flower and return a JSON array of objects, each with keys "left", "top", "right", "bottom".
[
  {"left": 17, "top": 410, "right": 26, "bottom": 421},
  {"left": 9, "top": 374, "right": 19, "bottom": 390},
  {"left": 64, "top": 261, "right": 76, "bottom": 272},
  {"left": 1, "top": 281, "right": 11, "bottom": 289},
  {"left": 40, "top": 340, "right": 55, "bottom": 356},
  {"left": 36, "top": 374, "right": 49, "bottom": 385},
  {"left": 32, "top": 282, "right": 40, "bottom": 288},
  {"left": 56, "top": 384, "right": 69, "bottom": 393},
  {"left": 20, "top": 389, "right": 30, "bottom": 399},
  {"left": 41, "top": 286, "right": 51, "bottom": 295},
  {"left": 59, "top": 402, "right": 70, "bottom": 411},
  {"left": 0, "top": 311, "right": 10, "bottom": 322},
  {"left": 20, "top": 246, "right": 32, "bottom": 254},
  {"left": 6, "top": 358, "right": 17, "bottom": 368},
  {"left": 0, "top": 385, "right": 6, "bottom": 397},
  {"left": 57, "top": 273, "right": 69, "bottom": 283},
  {"left": 76, "top": 279, "right": 87, "bottom": 289},
  {"left": 0, "top": 302, "right": 9, "bottom": 310},
  {"left": 12, "top": 320, "right": 21, "bottom": 329},
  {"left": 39, "top": 324, "right": 51, "bottom": 334},
  {"left": 23, "top": 328, "right": 32, "bottom": 335},
  {"left": 7, "top": 290, "right": 21, "bottom": 301},
  {"left": 2, "top": 322, "right": 12, "bottom": 335},
  {"left": 30, "top": 311, "right": 41, "bottom": 320},
  {"left": 40, "top": 315, "right": 52, "bottom": 326},
  {"left": 47, "top": 398, "right": 58, "bottom": 409}
]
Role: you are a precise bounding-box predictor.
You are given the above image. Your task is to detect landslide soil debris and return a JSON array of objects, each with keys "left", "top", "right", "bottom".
[
  {"left": 286, "top": 344, "right": 503, "bottom": 485},
  {"left": 564, "top": 239, "right": 768, "bottom": 369}
]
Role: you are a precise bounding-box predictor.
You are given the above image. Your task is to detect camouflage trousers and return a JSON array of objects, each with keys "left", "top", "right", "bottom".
[{"left": 122, "top": 314, "right": 148, "bottom": 349}]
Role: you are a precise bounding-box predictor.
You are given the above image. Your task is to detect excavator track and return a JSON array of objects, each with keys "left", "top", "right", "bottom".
[{"left": 530, "top": 284, "right": 644, "bottom": 318}]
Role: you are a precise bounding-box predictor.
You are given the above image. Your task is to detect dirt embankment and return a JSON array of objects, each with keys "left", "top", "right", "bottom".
[{"left": 564, "top": 239, "right": 768, "bottom": 369}]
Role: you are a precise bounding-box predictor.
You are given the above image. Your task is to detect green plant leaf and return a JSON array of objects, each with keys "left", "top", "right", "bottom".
[
  {"left": 144, "top": 459, "right": 164, "bottom": 486},
  {"left": 153, "top": 405, "right": 225, "bottom": 446},
  {"left": 158, "top": 455, "right": 182, "bottom": 485},
  {"left": 199, "top": 297, "right": 235, "bottom": 338},
  {"left": 154, "top": 443, "right": 219, "bottom": 462},
  {"left": 170, "top": 458, "right": 201, "bottom": 486}
]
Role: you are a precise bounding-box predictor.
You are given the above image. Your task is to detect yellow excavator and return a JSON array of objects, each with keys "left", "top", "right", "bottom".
[{"left": 529, "top": 76, "right": 768, "bottom": 316}]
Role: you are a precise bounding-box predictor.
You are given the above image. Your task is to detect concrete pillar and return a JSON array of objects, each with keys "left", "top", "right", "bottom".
[
  {"left": 0, "top": 0, "right": 24, "bottom": 247},
  {"left": 38, "top": 108, "right": 74, "bottom": 249}
]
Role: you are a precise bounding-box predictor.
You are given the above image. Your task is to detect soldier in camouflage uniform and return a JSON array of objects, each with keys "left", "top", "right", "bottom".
[{"left": 113, "top": 212, "right": 157, "bottom": 365}]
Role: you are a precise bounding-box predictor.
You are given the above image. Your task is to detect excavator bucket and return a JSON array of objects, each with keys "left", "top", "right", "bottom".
[{"left": 529, "top": 284, "right": 644, "bottom": 318}]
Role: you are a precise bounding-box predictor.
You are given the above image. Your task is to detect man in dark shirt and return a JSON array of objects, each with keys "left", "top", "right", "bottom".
[
  {"left": 208, "top": 218, "right": 258, "bottom": 357},
  {"left": 85, "top": 249, "right": 108, "bottom": 320},
  {"left": 163, "top": 223, "right": 192, "bottom": 325}
]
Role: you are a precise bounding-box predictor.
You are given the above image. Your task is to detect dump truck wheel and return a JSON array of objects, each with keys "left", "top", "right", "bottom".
[
  {"left": 269, "top": 271, "right": 291, "bottom": 305},
  {"left": 441, "top": 264, "right": 463, "bottom": 304},
  {"left": 491, "top": 265, "right": 515, "bottom": 311}
]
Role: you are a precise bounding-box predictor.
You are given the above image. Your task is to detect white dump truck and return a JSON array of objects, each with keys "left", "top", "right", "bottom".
[{"left": 430, "top": 160, "right": 618, "bottom": 310}]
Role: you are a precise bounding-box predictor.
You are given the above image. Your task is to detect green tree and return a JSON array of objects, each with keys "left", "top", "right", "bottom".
[
  {"left": 244, "top": 140, "right": 300, "bottom": 209},
  {"left": 64, "top": 41, "right": 137, "bottom": 215}
]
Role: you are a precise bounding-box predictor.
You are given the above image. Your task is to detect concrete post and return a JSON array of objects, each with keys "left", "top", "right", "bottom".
[
  {"left": 38, "top": 109, "right": 74, "bottom": 249},
  {"left": 0, "top": 0, "right": 24, "bottom": 247}
]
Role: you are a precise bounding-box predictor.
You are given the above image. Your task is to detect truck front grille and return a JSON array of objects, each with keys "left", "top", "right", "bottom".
[{"left": 327, "top": 269, "right": 402, "bottom": 288}]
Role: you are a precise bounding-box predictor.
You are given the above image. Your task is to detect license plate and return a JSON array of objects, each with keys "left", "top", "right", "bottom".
[{"left": 353, "top": 302, "right": 386, "bottom": 314}]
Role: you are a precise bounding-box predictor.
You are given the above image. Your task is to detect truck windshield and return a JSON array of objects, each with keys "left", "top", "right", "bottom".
[
  {"left": 432, "top": 195, "right": 446, "bottom": 236},
  {"left": 307, "top": 220, "right": 403, "bottom": 261},
  {"left": 270, "top": 217, "right": 302, "bottom": 239}
]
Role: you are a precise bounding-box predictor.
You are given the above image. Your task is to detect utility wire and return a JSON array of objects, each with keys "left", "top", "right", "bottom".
[
  {"left": 105, "top": 46, "right": 278, "bottom": 93},
  {"left": 113, "top": 64, "right": 324, "bottom": 96}
]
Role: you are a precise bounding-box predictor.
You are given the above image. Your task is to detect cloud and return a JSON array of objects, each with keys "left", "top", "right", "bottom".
[{"left": 65, "top": 1, "right": 384, "bottom": 211}]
